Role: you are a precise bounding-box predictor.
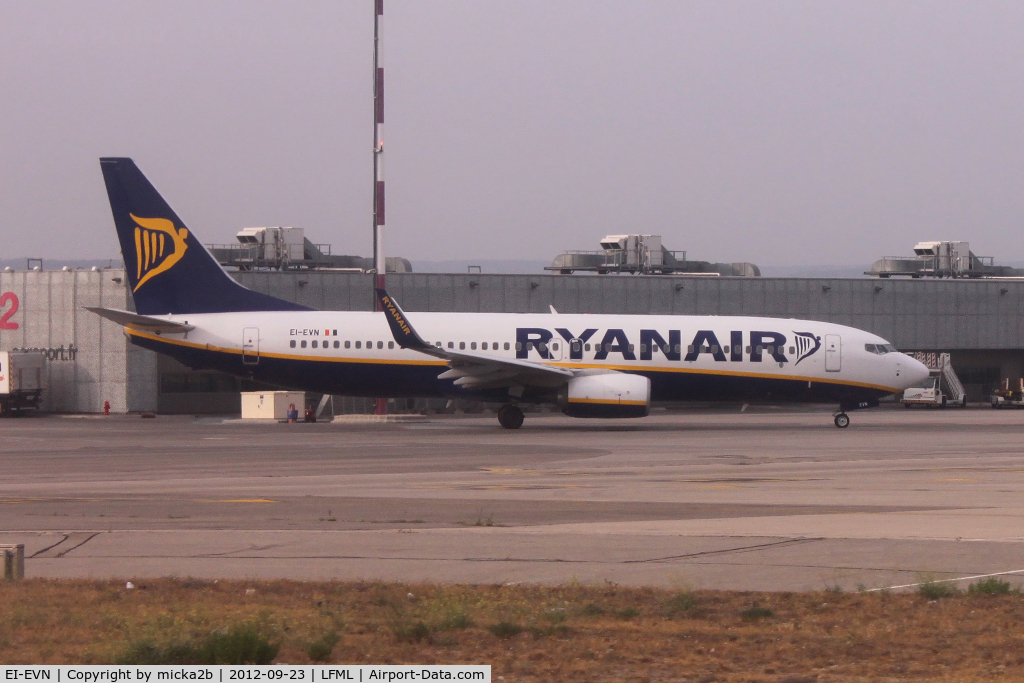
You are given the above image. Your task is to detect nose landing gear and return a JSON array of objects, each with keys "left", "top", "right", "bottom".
[
  {"left": 832, "top": 398, "right": 880, "bottom": 428},
  {"left": 497, "top": 404, "right": 525, "bottom": 430}
]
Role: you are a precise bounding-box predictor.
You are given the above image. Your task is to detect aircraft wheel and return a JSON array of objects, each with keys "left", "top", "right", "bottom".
[
  {"left": 497, "top": 405, "right": 524, "bottom": 430},
  {"left": 834, "top": 413, "right": 850, "bottom": 429},
  {"left": 961, "top": 396, "right": 968, "bottom": 408}
]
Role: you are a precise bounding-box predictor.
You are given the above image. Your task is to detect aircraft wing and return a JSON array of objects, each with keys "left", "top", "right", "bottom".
[
  {"left": 376, "top": 289, "right": 572, "bottom": 390},
  {"left": 85, "top": 307, "right": 195, "bottom": 333}
]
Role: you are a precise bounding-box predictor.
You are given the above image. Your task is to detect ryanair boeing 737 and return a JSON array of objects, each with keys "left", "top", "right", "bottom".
[{"left": 89, "top": 158, "right": 929, "bottom": 429}]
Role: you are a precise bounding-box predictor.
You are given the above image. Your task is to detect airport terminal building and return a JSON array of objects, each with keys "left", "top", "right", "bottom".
[{"left": 2, "top": 267, "right": 1023, "bottom": 413}]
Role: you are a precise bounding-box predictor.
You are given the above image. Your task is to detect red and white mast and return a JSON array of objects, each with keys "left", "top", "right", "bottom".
[
  {"left": 372, "top": 0, "right": 386, "bottom": 305},
  {"left": 373, "top": 0, "right": 388, "bottom": 416}
]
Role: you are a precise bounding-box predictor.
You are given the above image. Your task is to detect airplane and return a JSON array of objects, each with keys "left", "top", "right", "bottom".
[{"left": 88, "top": 157, "right": 930, "bottom": 429}]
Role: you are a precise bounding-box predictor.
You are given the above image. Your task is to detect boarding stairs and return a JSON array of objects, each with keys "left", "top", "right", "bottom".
[{"left": 910, "top": 352, "right": 966, "bottom": 404}]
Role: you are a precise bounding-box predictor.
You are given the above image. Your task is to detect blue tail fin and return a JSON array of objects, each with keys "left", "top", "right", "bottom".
[{"left": 100, "top": 157, "right": 310, "bottom": 315}]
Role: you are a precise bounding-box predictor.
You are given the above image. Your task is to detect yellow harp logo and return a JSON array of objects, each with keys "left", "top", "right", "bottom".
[{"left": 130, "top": 214, "right": 189, "bottom": 292}]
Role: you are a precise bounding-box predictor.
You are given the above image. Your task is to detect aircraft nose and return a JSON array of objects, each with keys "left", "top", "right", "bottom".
[{"left": 899, "top": 354, "right": 930, "bottom": 389}]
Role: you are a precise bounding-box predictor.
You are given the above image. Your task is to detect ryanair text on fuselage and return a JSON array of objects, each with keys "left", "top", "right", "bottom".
[{"left": 515, "top": 327, "right": 821, "bottom": 365}]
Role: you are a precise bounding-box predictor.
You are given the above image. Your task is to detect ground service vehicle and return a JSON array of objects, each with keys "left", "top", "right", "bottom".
[
  {"left": 0, "top": 350, "right": 45, "bottom": 415},
  {"left": 991, "top": 378, "right": 1024, "bottom": 408}
]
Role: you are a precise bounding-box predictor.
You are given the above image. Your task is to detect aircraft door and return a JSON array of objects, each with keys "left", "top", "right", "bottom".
[
  {"left": 242, "top": 327, "right": 260, "bottom": 365},
  {"left": 569, "top": 338, "right": 583, "bottom": 362},
  {"left": 824, "top": 334, "right": 841, "bottom": 372}
]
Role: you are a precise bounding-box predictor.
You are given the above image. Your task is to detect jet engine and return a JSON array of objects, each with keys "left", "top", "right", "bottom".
[{"left": 558, "top": 372, "right": 651, "bottom": 418}]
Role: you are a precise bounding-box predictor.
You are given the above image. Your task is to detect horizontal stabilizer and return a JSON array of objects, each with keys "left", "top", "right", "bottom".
[{"left": 85, "top": 307, "right": 194, "bottom": 332}]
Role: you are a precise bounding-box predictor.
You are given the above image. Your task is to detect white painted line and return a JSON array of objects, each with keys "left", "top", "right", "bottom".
[{"left": 867, "top": 567, "right": 1024, "bottom": 592}]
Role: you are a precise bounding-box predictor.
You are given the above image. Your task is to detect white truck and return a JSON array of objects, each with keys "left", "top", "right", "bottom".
[
  {"left": 902, "top": 352, "right": 967, "bottom": 408},
  {"left": 0, "top": 351, "right": 46, "bottom": 415}
]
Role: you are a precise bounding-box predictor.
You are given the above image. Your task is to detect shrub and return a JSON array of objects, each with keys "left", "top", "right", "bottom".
[
  {"left": 918, "top": 580, "right": 960, "bottom": 600},
  {"left": 393, "top": 621, "right": 432, "bottom": 643},
  {"left": 663, "top": 592, "right": 698, "bottom": 617},
  {"left": 118, "top": 625, "right": 279, "bottom": 664},
  {"left": 967, "top": 577, "right": 1014, "bottom": 595},
  {"left": 578, "top": 603, "right": 605, "bottom": 617},
  {"left": 614, "top": 607, "right": 640, "bottom": 619},
  {"left": 740, "top": 604, "right": 774, "bottom": 621},
  {"left": 488, "top": 621, "right": 524, "bottom": 639},
  {"left": 437, "top": 611, "right": 473, "bottom": 630},
  {"left": 305, "top": 632, "right": 340, "bottom": 662}
]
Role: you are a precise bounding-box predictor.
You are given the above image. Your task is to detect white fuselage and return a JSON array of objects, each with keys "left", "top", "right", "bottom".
[{"left": 125, "top": 310, "right": 930, "bottom": 403}]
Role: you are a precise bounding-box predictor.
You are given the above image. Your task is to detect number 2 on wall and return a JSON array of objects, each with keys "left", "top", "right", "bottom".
[{"left": 0, "top": 292, "right": 19, "bottom": 330}]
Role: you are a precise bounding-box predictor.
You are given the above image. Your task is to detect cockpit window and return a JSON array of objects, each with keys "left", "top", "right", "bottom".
[{"left": 865, "top": 343, "right": 897, "bottom": 355}]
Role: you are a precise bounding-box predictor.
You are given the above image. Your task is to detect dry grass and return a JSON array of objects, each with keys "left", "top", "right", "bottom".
[{"left": 2, "top": 579, "right": 1024, "bottom": 681}]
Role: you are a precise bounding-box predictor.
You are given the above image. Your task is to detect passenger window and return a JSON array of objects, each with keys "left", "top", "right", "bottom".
[
  {"left": 640, "top": 344, "right": 647, "bottom": 353},
  {"left": 756, "top": 345, "right": 763, "bottom": 353},
  {"left": 344, "top": 341, "right": 351, "bottom": 349},
  {"left": 289, "top": 340, "right": 296, "bottom": 348},
  {"left": 767, "top": 346, "right": 774, "bottom": 355},
  {"left": 471, "top": 342, "right": 477, "bottom": 350},
  {"left": 538, "top": 343, "right": 548, "bottom": 354},
  {"left": 312, "top": 340, "right": 318, "bottom": 348},
  {"left": 481, "top": 342, "right": 488, "bottom": 350},
  {"left": 585, "top": 343, "right": 591, "bottom": 351},
  {"left": 494, "top": 342, "right": 499, "bottom": 349},
  {"left": 515, "top": 342, "right": 522, "bottom": 351},
  {"left": 448, "top": 342, "right": 454, "bottom": 349},
  {"left": 301, "top": 340, "right": 307, "bottom": 348},
  {"left": 388, "top": 341, "right": 394, "bottom": 349},
  {"left": 526, "top": 342, "right": 534, "bottom": 351},
  {"left": 460, "top": 342, "right": 466, "bottom": 350},
  {"left": 687, "top": 345, "right": 694, "bottom": 353},
  {"left": 504, "top": 342, "right": 510, "bottom": 350},
  {"left": 552, "top": 343, "right": 559, "bottom": 351},
  {"left": 711, "top": 345, "right": 719, "bottom": 354},
  {"left": 745, "top": 346, "right": 751, "bottom": 354},
  {"left": 627, "top": 344, "right": 634, "bottom": 353},
  {"left": 377, "top": 341, "right": 383, "bottom": 349}
]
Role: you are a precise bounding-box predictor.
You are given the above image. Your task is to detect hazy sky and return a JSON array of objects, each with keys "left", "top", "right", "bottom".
[{"left": 2, "top": 1, "right": 1024, "bottom": 266}]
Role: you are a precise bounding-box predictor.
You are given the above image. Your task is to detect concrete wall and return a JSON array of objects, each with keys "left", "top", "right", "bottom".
[
  {"left": 0, "top": 269, "right": 157, "bottom": 413},
  {"left": 236, "top": 272, "right": 1024, "bottom": 352}
]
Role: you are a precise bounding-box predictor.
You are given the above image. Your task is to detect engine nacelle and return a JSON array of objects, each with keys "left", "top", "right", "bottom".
[{"left": 559, "top": 372, "right": 651, "bottom": 418}]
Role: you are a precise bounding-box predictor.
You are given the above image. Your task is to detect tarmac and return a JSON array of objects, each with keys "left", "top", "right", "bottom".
[{"left": 3, "top": 405, "right": 1024, "bottom": 591}]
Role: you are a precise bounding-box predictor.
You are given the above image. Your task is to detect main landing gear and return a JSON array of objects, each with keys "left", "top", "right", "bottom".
[
  {"left": 497, "top": 404, "right": 525, "bottom": 430},
  {"left": 833, "top": 413, "right": 850, "bottom": 429}
]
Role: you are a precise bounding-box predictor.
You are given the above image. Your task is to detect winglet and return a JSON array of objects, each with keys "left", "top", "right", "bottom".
[{"left": 376, "top": 289, "right": 432, "bottom": 351}]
